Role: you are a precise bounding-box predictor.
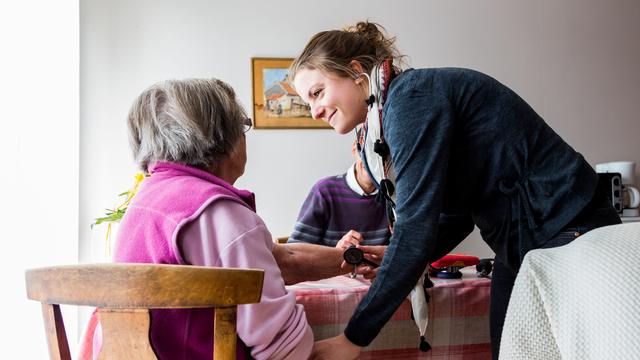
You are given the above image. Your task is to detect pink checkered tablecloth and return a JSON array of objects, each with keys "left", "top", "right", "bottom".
[{"left": 287, "top": 269, "right": 492, "bottom": 359}]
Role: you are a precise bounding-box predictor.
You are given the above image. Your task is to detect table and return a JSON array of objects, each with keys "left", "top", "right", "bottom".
[{"left": 287, "top": 269, "right": 492, "bottom": 359}]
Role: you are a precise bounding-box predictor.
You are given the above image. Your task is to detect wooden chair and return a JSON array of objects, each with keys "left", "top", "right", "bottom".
[{"left": 25, "top": 263, "right": 264, "bottom": 360}]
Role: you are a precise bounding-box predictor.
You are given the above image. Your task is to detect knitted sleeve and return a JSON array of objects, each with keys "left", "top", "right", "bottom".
[{"left": 344, "top": 85, "right": 456, "bottom": 346}]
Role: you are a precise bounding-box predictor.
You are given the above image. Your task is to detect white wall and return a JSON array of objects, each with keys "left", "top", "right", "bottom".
[{"left": 1, "top": 1, "right": 79, "bottom": 358}]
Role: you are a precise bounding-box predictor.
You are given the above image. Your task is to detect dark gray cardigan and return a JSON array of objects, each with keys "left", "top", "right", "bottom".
[{"left": 344, "top": 67, "right": 597, "bottom": 346}]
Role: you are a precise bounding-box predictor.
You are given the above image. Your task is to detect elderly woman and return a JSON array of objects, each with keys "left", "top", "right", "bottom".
[{"left": 113, "top": 78, "right": 347, "bottom": 359}]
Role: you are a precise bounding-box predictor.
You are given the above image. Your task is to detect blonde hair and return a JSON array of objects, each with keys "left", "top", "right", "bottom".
[
  {"left": 290, "top": 21, "right": 403, "bottom": 81},
  {"left": 127, "top": 78, "right": 247, "bottom": 171}
]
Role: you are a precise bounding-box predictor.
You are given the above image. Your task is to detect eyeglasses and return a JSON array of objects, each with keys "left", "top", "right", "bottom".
[{"left": 243, "top": 118, "right": 253, "bottom": 133}]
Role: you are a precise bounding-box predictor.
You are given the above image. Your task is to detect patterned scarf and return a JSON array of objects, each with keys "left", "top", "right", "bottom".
[
  {"left": 356, "top": 59, "right": 399, "bottom": 230},
  {"left": 357, "top": 61, "right": 434, "bottom": 353}
]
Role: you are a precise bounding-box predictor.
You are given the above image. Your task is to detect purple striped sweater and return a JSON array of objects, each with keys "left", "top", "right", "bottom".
[{"left": 288, "top": 173, "right": 390, "bottom": 246}]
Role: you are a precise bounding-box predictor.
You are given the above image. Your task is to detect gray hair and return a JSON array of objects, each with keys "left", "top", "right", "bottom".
[{"left": 127, "top": 78, "right": 246, "bottom": 171}]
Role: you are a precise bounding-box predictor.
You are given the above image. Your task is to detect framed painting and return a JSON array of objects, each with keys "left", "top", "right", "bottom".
[{"left": 251, "top": 57, "right": 330, "bottom": 129}]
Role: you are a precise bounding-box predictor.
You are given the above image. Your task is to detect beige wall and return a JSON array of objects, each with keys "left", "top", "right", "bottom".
[{"left": 81, "top": 0, "right": 640, "bottom": 261}]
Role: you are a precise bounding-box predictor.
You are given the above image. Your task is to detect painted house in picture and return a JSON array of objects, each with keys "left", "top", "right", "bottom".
[{"left": 262, "top": 68, "right": 311, "bottom": 118}]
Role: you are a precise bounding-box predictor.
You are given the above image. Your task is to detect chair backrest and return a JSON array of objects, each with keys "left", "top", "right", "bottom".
[
  {"left": 499, "top": 223, "right": 640, "bottom": 359},
  {"left": 25, "top": 263, "right": 264, "bottom": 360},
  {"left": 274, "top": 236, "right": 289, "bottom": 244}
]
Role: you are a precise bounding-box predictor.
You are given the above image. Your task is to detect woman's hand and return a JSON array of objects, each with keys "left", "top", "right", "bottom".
[
  {"left": 311, "top": 333, "right": 362, "bottom": 360},
  {"left": 339, "top": 245, "right": 388, "bottom": 279},
  {"left": 335, "top": 230, "right": 363, "bottom": 250},
  {"left": 355, "top": 245, "right": 387, "bottom": 280}
]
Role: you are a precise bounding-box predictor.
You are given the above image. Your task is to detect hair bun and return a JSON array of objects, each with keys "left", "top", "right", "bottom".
[
  {"left": 290, "top": 20, "right": 403, "bottom": 81},
  {"left": 349, "top": 21, "right": 383, "bottom": 41},
  {"left": 347, "top": 21, "right": 398, "bottom": 63}
]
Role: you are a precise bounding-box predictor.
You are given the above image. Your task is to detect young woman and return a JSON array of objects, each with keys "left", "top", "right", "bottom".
[{"left": 290, "top": 21, "right": 620, "bottom": 360}]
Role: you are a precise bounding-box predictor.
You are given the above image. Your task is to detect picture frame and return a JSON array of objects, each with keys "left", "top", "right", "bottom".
[{"left": 251, "top": 57, "right": 330, "bottom": 129}]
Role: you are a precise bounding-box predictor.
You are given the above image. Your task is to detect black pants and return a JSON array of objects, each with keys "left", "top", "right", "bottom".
[{"left": 489, "top": 196, "right": 621, "bottom": 360}]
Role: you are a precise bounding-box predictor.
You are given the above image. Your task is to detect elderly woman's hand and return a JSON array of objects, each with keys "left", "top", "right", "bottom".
[{"left": 335, "top": 230, "right": 363, "bottom": 250}]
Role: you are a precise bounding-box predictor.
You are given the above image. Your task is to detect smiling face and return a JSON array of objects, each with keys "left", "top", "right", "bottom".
[{"left": 293, "top": 67, "right": 369, "bottom": 134}]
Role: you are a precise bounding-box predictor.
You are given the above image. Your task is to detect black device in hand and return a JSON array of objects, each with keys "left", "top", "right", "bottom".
[
  {"left": 343, "top": 245, "right": 379, "bottom": 268},
  {"left": 476, "top": 258, "right": 494, "bottom": 277}
]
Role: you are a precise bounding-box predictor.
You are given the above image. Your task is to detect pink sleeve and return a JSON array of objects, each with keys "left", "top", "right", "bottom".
[{"left": 178, "top": 200, "right": 313, "bottom": 360}]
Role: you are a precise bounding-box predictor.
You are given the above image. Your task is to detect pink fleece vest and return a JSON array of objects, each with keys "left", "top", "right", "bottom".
[{"left": 113, "top": 162, "right": 256, "bottom": 360}]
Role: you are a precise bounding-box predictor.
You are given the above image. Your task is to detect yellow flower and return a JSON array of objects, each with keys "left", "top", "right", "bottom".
[
  {"left": 118, "top": 172, "right": 147, "bottom": 211},
  {"left": 93, "top": 172, "right": 149, "bottom": 258},
  {"left": 134, "top": 172, "right": 145, "bottom": 186}
]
